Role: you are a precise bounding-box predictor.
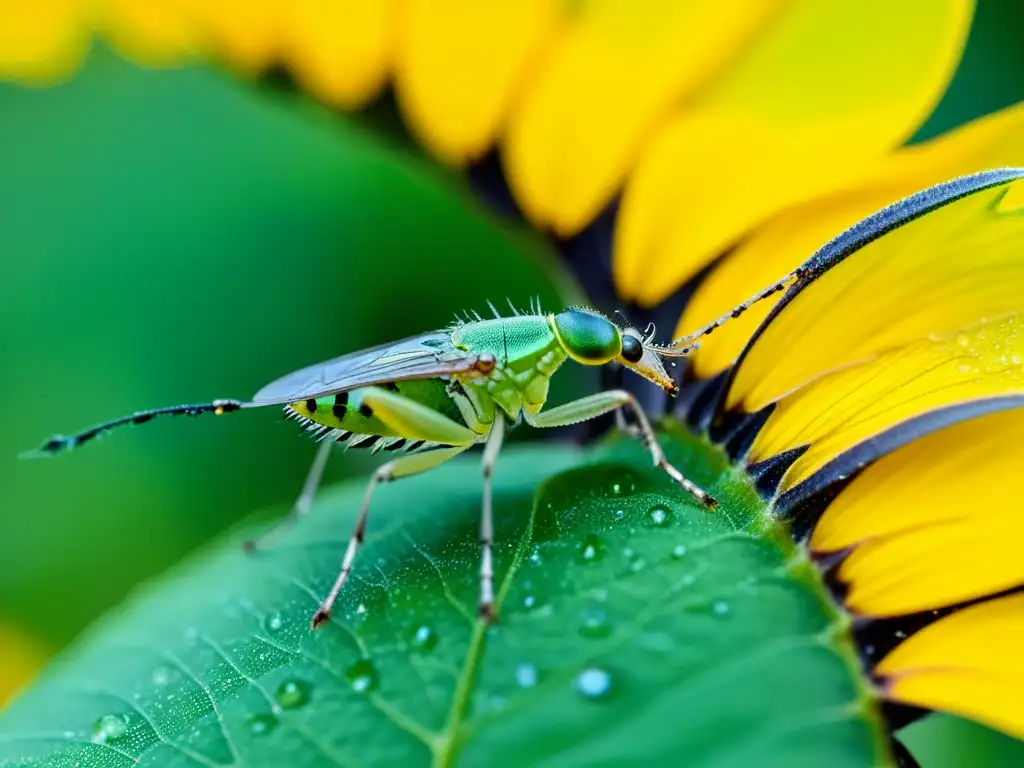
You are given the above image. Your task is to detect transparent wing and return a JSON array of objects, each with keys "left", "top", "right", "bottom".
[{"left": 250, "top": 332, "right": 478, "bottom": 405}]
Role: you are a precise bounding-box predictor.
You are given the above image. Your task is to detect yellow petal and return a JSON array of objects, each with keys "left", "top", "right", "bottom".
[
  {"left": 185, "top": 0, "right": 281, "bottom": 73},
  {"left": 810, "top": 405, "right": 1024, "bottom": 555},
  {"left": 393, "top": 0, "right": 558, "bottom": 165},
  {"left": 724, "top": 171, "right": 1024, "bottom": 415},
  {"left": 749, "top": 313, "right": 1024, "bottom": 492},
  {"left": 504, "top": 0, "right": 779, "bottom": 234},
  {"left": 680, "top": 103, "right": 1024, "bottom": 379},
  {"left": 876, "top": 594, "right": 1024, "bottom": 742},
  {"left": 96, "top": 0, "right": 197, "bottom": 67},
  {"left": 615, "top": 0, "right": 973, "bottom": 304},
  {"left": 280, "top": 0, "right": 391, "bottom": 110},
  {"left": 0, "top": 0, "right": 90, "bottom": 83},
  {"left": 0, "top": 622, "right": 45, "bottom": 706}
]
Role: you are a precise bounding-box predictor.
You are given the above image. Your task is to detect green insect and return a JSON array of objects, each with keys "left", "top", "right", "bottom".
[{"left": 25, "top": 278, "right": 793, "bottom": 628}]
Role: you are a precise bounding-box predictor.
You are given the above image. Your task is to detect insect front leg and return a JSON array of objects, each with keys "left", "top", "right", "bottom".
[
  {"left": 244, "top": 438, "right": 333, "bottom": 552},
  {"left": 525, "top": 391, "right": 717, "bottom": 509},
  {"left": 311, "top": 445, "right": 470, "bottom": 629}
]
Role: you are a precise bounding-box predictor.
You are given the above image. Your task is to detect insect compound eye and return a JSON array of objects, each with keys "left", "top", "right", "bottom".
[
  {"left": 620, "top": 334, "right": 644, "bottom": 363},
  {"left": 553, "top": 308, "right": 622, "bottom": 364}
]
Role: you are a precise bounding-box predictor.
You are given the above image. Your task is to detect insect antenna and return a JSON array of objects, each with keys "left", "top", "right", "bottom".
[
  {"left": 19, "top": 399, "right": 246, "bottom": 458},
  {"left": 656, "top": 268, "right": 804, "bottom": 357}
]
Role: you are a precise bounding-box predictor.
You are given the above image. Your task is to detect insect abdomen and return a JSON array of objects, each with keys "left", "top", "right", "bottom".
[{"left": 285, "top": 378, "right": 465, "bottom": 453}]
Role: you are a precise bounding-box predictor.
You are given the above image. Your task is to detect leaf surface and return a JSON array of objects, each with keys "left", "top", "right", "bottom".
[{"left": 0, "top": 427, "right": 888, "bottom": 767}]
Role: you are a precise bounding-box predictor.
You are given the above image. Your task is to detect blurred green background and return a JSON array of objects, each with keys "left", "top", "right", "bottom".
[{"left": 0, "top": 1, "right": 1022, "bottom": 765}]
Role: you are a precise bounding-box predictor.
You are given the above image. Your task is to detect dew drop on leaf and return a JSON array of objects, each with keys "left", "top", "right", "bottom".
[
  {"left": 523, "top": 595, "right": 537, "bottom": 609},
  {"left": 576, "top": 668, "right": 613, "bottom": 701},
  {"left": 671, "top": 544, "right": 687, "bottom": 558},
  {"left": 411, "top": 625, "right": 437, "bottom": 652},
  {"left": 515, "top": 663, "right": 539, "bottom": 688},
  {"left": 578, "top": 604, "right": 612, "bottom": 638},
  {"left": 151, "top": 665, "right": 178, "bottom": 687},
  {"left": 344, "top": 659, "right": 379, "bottom": 694},
  {"left": 712, "top": 600, "right": 731, "bottom": 618},
  {"left": 646, "top": 505, "right": 672, "bottom": 527},
  {"left": 265, "top": 614, "right": 283, "bottom": 633},
  {"left": 91, "top": 714, "right": 128, "bottom": 744},
  {"left": 275, "top": 679, "right": 311, "bottom": 709},
  {"left": 608, "top": 472, "right": 635, "bottom": 496},
  {"left": 247, "top": 713, "right": 278, "bottom": 736},
  {"left": 577, "top": 533, "right": 604, "bottom": 563}
]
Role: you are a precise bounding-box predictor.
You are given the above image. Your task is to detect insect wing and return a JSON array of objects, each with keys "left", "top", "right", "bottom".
[{"left": 250, "top": 332, "right": 477, "bottom": 405}]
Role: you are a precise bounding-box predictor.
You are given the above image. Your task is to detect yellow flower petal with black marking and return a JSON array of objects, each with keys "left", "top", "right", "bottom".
[
  {"left": 679, "top": 102, "right": 1024, "bottom": 380},
  {"left": 875, "top": 594, "right": 1024, "bottom": 742},
  {"left": 722, "top": 172, "right": 1024, "bottom": 417},
  {"left": 809, "top": 403, "right": 1024, "bottom": 616}
]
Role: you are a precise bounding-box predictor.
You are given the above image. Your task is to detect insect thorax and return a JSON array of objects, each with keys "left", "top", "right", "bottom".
[{"left": 451, "top": 314, "right": 568, "bottom": 419}]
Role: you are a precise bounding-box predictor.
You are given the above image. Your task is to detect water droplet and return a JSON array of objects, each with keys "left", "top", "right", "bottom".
[
  {"left": 646, "top": 505, "right": 672, "bottom": 527},
  {"left": 629, "top": 559, "right": 646, "bottom": 573},
  {"left": 614, "top": 509, "right": 625, "bottom": 522},
  {"left": 247, "top": 713, "right": 278, "bottom": 736},
  {"left": 712, "top": 600, "right": 730, "bottom": 617},
  {"left": 957, "top": 363, "right": 972, "bottom": 374},
  {"left": 528, "top": 546, "right": 543, "bottom": 565},
  {"left": 265, "top": 614, "right": 283, "bottom": 633},
  {"left": 577, "top": 533, "right": 604, "bottom": 563},
  {"left": 579, "top": 604, "right": 612, "bottom": 638},
  {"left": 275, "top": 679, "right": 311, "bottom": 709},
  {"left": 576, "top": 667, "right": 613, "bottom": 700},
  {"left": 345, "top": 659, "right": 379, "bottom": 694},
  {"left": 151, "top": 665, "right": 178, "bottom": 687},
  {"left": 523, "top": 595, "right": 537, "bottom": 609},
  {"left": 671, "top": 544, "right": 687, "bottom": 559},
  {"left": 355, "top": 603, "right": 367, "bottom": 615},
  {"left": 515, "top": 663, "right": 539, "bottom": 688},
  {"left": 411, "top": 625, "right": 437, "bottom": 652},
  {"left": 608, "top": 473, "right": 635, "bottom": 496},
  {"left": 623, "top": 547, "right": 634, "bottom": 559},
  {"left": 91, "top": 714, "right": 128, "bottom": 744},
  {"left": 955, "top": 332, "right": 970, "bottom": 348}
]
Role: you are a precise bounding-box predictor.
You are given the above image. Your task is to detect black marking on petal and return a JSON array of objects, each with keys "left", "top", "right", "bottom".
[
  {"left": 359, "top": 403, "right": 374, "bottom": 419},
  {"left": 673, "top": 369, "right": 731, "bottom": 434},
  {"left": 745, "top": 445, "right": 809, "bottom": 499},
  {"left": 777, "top": 395, "right": 1024, "bottom": 516},
  {"left": 785, "top": 476, "right": 856, "bottom": 542},
  {"left": 720, "top": 403, "right": 775, "bottom": 461}
]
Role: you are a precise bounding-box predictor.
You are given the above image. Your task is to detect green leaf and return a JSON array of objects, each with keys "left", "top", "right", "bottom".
[{"left": 0, "top": 426, "right": 890, "bottom": 767}]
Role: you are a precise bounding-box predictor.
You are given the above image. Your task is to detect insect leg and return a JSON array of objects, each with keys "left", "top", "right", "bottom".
[
  {"left": 243, "top": 438, "right": 333, "bottom": 552},
  {"left": 526, "top": 391, "right": 717, "bottom": 508},
  {"left": 360, "top": 387, "right": 481, "bottom": 443},
  {"left": 311, "top": 445, "right": 470, "bottom": 629},
  {"left": 478, "top": 414, "right": 505, "bottom": 622}
]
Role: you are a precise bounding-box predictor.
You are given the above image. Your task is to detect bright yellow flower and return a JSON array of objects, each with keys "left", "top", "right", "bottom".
[{"left": 6, "top": 0, "right": 1024, "bottom": 755}]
